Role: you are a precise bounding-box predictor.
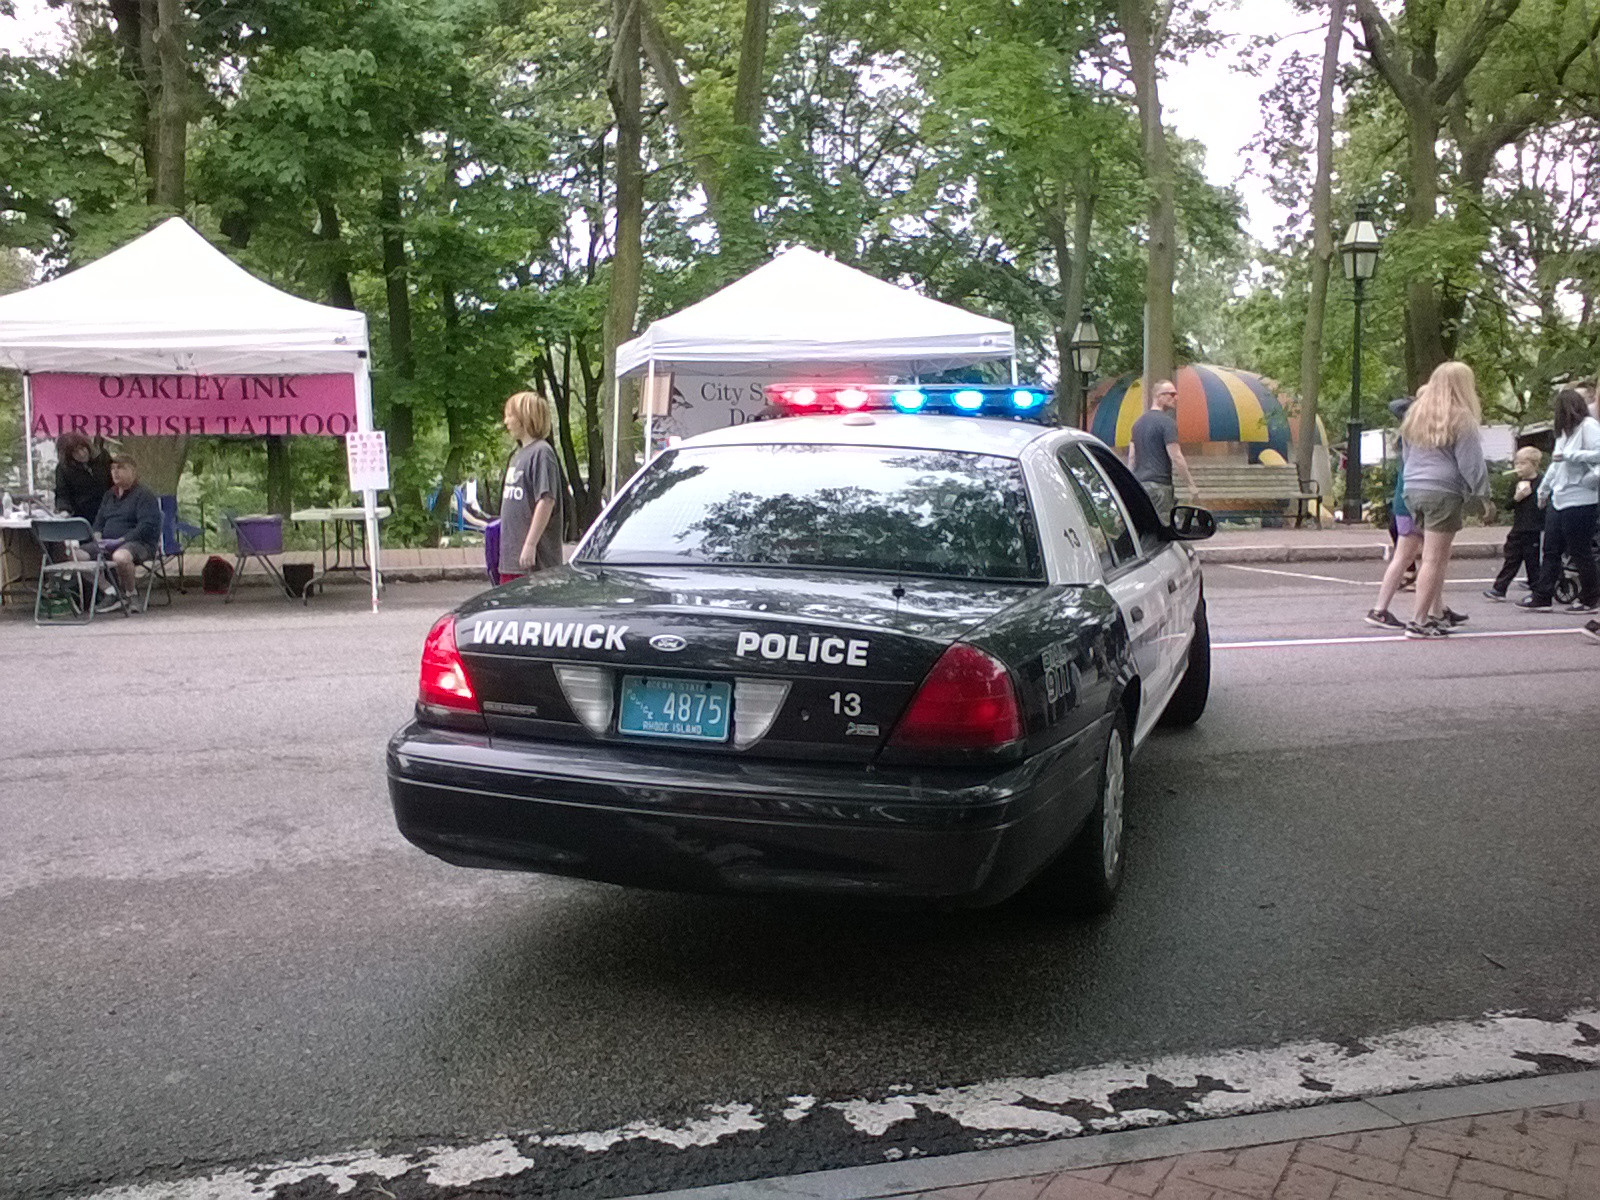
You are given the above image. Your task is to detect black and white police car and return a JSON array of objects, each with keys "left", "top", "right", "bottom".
[{"left": 388, "top": 384, "right": 1214, "bottom": 914}]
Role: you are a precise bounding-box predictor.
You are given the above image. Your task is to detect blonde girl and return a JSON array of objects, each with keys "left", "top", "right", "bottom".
[{"left": 1394, "top": 361, "right": 1491, "bottom": 638}]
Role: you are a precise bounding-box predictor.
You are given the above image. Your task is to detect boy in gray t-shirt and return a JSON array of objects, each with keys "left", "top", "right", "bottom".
[{"left": 498, "top": 391, "right": 566, "bottom": 578}]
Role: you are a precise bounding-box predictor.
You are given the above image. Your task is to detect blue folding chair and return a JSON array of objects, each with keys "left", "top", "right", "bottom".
[{"left": 137, "top": 495, "right": 203, "bottom": 608}]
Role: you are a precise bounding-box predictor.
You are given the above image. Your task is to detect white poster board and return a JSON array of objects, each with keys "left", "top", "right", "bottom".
[
  {"left": 346, "top": 430, "right": 390, "bottom": 492},
  {"left": 653, "top": 372, "right": 772, "bottom": 441}
]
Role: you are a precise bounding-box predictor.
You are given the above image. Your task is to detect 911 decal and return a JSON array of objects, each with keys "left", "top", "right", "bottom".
[
  {"left": 1041, "top": 641, "right": 1078, "bottom": 706},
  {"left": 736, "top": 631, "right": 869, "bottom": 667}
]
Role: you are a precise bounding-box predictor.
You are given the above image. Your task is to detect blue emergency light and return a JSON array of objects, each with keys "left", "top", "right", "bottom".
[{"left": 765, "top": 383, "right": 1055, "bottom": 420}]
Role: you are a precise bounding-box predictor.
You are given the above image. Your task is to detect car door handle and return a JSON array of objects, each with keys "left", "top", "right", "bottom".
[
  {"left": 1130, "top": 605, "right": 1144, "bottom": 623},
  {"left": 1167, "top": 579, "right": 1178, "bottom": 594}
]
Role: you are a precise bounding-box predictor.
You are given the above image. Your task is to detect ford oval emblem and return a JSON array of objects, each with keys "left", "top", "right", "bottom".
[{"left": 649, "top": 634, "right": 687, "bottom": 652}]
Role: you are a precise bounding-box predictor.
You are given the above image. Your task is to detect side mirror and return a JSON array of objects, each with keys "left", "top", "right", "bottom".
[{"left": 1168, "top": 504, "right": 1215, "bottom": 541}]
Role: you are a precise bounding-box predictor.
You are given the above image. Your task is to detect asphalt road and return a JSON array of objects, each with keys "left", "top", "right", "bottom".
[{"left": 1, "top": 564, "right": 1597, "bottom": 1198}]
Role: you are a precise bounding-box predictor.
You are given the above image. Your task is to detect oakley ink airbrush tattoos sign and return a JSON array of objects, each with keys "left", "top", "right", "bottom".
[{"left": 29, "top": 373, "right": 358, "bottom": 438}]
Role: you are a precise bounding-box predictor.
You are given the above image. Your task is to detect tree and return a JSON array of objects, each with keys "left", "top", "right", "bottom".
[
  {"left": 1114, "top": 0, "right": 1178, "bottom": 392},
  {"left": 1297, "top": 0, "right": 1347, "bottom": 488}
]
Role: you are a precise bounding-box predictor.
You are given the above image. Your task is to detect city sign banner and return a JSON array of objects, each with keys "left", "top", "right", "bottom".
[{"left": 29, "top": 372, "right": 358, "bottom": 438}]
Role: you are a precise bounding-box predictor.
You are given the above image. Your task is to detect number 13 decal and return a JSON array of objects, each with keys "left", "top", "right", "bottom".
[{"left": 829, "top": 691, "right": 862, "bottom": 717}]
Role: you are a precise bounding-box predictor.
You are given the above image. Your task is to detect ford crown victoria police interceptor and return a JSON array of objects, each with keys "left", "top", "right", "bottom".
[{"left": 387, "top": 386, "right": 1214, "bottom": 914}]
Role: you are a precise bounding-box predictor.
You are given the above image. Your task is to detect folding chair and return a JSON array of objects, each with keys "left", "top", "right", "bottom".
[
  {"left": 31, "top": 517, "right": 128, "bottom": 625},
  {"left": 137, "top": 495, "right": 202, "bottom": 608},
  {"left": 223, "top": 513, "right": 288, "bottom": 602}
]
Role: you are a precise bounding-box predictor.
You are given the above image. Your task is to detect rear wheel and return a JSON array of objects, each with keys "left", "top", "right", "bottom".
[
  {"left": 1159, "top": 599, "right": 1210, "bottom": 727},
  {"left": 1555, "top": 568, "right": 1579, "bottom": 606},
  {"left": 1023, "top": 710, "right": 1129, "bottom": 917}
]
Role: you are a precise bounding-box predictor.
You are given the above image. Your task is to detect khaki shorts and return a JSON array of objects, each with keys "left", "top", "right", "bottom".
[
  {"left": 1141, "top": 481, "right": 1176, "bottom": 523},
  {"left": 1404, "top": 490, "right": 1465, "bottom": 534}
]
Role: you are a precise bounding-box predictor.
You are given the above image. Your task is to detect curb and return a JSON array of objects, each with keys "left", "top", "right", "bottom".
[
  {"left": 1197, "top": 541, "right": 1500, "bottom": 565},
  {"left": 621, "top": 1069, "right": 1600, "bottom": 1200}
]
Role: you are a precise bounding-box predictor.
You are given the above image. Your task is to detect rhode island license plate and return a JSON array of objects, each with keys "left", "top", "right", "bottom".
[{"left": 617, "top": 676, "right": 732, "bottom": 743}]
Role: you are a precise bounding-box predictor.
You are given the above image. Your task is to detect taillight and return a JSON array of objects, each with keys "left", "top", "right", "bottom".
[
  {"left": 888, "top": 643, "right": 1022, "bottom": 750},
  {"left": 419, "top": 614, "right": 479, "bottom": 711}
]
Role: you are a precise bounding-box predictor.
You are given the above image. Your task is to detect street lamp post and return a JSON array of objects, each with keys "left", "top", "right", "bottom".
[
  {"left": 1068, "top": 308, "right": 1101, "bottom": 429},
  {"left": 1339, "top": 202, "right": 1382, "bottom": 524}
]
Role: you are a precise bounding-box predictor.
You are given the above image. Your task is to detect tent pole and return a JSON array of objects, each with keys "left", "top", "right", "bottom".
[
  {"left": 20, "top": 372, "right": 35, "bottom": 496},
  {"left": 609, "top": 375, "right": 622, "bottom": 500},
  {"left": 355, "top": 355, "right": 380, "bottom": 614},
  {"left": 1010, "top": 358, "right": 1018, "bottom": 384},
  {"left": 643, "top": 360, "right": 656, "bottom": 468}
]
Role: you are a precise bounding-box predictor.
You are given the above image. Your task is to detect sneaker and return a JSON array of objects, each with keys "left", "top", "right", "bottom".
[
  {"left": 1581, "top": 619, "right": 1600, "bottom": 645},
  {"left": 1364, "top": 608, "right": 1405, "bottom": 629},
  {"left": 1440, "top": 607, "right": 1469, "bottom": 626},
  {"left": 1482, "top": 589, "right": 1506, "bottom": 602},
  {"left": 94, "top": 590, "right": 124, "bottom": 613},
  {"left": 1566, "top": 600, "right": 1600, "bottom": 615},
  {"left": 1405, "top": 620, "right": 1449, "bottom": 639},
  {"left": 1515, "top": 596, "right": 1554, "bottom": 611}
]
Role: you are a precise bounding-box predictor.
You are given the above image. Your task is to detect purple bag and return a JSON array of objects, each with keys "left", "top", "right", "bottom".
[{"left": 484, "top": 519, "right": 501, "bottom": 585}]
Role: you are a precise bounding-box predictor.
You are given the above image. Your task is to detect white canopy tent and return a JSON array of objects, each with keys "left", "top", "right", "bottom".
[
  {"left": 0, "top": 217, "right": 383, "bottom": 609},
  {"left": 613, "top": 246, "right": 1017, "bottom": 490}
]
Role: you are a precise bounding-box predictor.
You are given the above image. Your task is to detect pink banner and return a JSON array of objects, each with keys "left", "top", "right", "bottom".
[{"left": 29, "top": 372, "right": 358, "bottom": 438}]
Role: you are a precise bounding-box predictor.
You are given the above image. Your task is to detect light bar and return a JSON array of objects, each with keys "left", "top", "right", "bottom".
[{"left": 766, "top": 383, "right": 1056, "bottom": 420}]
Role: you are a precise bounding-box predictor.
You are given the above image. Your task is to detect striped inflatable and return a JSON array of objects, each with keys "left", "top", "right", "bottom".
[{"left": 1088, "top": 365, "right": 1295, "bottom": 454}]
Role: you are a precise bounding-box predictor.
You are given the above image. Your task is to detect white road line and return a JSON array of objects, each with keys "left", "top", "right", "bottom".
[
  {"left": 1216, "top": 627, "right": 1592, "bottom": 650},
  {"left": 71, "top": 1008, "right": 1600, "bottom": 1199},
  {"left": 1219, "top": 564, "right": 1370, "bottom": 586},
  {"left": 1218, "top": 564, "right": 1500, "bottom": 587}
]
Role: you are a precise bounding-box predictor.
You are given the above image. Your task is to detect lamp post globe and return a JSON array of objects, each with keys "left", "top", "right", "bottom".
[
  {"left": 1339, "top": 202, "right": 1381, "bottom": 524},
  {"left": 1068, "top": 308, "right": 1101, "bottom": 429}
]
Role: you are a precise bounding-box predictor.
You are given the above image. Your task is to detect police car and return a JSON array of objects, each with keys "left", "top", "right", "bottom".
[{"left": 387, "top": 384, "right": 1214, "bottom": 914}]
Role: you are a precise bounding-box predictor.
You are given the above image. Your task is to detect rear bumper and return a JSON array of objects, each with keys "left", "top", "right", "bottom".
[{"left": 386, "top": 721, "right": 1106, "bottom": 906}]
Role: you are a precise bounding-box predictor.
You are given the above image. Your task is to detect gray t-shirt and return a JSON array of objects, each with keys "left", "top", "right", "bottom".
[
  {"left": 1130, "top": 409, "right": 1179, "bottom": 484},
  {"left": 499, "top": 439, "right": 565, "bottom": 575}
]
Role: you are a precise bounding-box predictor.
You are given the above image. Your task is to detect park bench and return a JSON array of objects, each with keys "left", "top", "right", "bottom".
[{"left": 1180, "top": 461, "right": 1323, "bottom": 528}]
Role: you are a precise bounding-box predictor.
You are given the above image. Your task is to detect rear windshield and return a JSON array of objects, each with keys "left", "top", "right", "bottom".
[{"left": 580, "top": 444, "right": 1044, "bottom": 581}]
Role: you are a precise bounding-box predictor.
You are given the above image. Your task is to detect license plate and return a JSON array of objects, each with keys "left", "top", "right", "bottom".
[{"left": 617, "top": 676, "right": 732, "bottom": 742}]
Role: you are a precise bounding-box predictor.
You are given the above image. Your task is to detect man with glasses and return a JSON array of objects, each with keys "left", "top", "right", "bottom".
[{"left": 1127, "top": 379, "right": 1201, "bottom": 523}]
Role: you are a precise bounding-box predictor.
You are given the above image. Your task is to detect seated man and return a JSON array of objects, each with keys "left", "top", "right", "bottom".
[{"left": 91, "top": 454, "right": 162, "bottom": 608}]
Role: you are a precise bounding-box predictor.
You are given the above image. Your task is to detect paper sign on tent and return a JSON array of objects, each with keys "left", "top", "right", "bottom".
[{"left": 345, "top": 430, "right": 390, "bottom": 492}]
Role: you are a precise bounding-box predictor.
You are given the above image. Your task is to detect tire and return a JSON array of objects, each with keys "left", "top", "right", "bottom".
[
  {"left": 1023, "top": 709, "right": 1130, "bottom": 917},
  {"left": 1159, "top": 599, "right": 1210, "bottom": 727},
  {"left": 1555, "top": 569, "right": 1579, "bottom": 606}
]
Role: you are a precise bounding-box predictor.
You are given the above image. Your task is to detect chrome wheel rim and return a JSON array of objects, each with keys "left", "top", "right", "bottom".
[{"left": 1101, "top": 729, "right": 1125, "bottom": 879}]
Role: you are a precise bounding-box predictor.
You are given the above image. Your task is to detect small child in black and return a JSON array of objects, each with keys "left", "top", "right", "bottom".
[{"left": 1484, "top": 446, "right": 1544, "bottom": 599}]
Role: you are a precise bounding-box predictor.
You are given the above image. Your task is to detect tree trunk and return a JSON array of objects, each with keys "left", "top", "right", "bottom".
[
  {"left": 1296, "top": 0, "right": 1346, "bottom": 488},
  {"left": 1116, "top": 0, "right": 1176, "bottom": 393},
  {"left": 265, "top": 436, "right": 291, "bottom": 516},
  {"left": 378, "top": 174, "right": 422, "bottom": 519},
  {"left": 1401, "top": 103, "right": 1447, "bottom": 382},
  {"left": 602, "top": 0, "right": 645, "bottom": 497},
  {"left": 1048, "top": 172, "right": 1097, "bottom": 426},
  {"left": 152, "top": 0, "right": 186, "bottom": 211},
  {"left": 316, "top": 198, "right": 356, "bottom": 309}
]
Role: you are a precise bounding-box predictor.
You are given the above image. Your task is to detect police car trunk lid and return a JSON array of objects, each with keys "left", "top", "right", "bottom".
[{"left": 452, "top": 564, "right": 1035, "bottom": 760}]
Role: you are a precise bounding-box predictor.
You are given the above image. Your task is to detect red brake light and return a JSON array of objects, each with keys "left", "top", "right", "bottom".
[
  {"left": 888, "top": 643, "right": 1022, "bottom": 750},
  {"left": 419, "top": 614, "right": 479, "bottom": 711}
]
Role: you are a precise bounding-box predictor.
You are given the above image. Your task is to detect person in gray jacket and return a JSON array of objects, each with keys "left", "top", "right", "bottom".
[
  {"left": 1393, "top": 361, "right": 1493, "bottom": 639},
  {"left": 1518, "top": 389, "right": 1600, "bottom": 614}
]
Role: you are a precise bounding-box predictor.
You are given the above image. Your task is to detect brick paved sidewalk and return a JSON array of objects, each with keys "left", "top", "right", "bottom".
[{"left": 908, "top": 1103, "right": 1600, "bottom": 1200}]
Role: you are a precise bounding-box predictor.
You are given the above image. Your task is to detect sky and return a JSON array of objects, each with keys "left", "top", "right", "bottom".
[{"left": 2, "top": 0, "right": 1325, "bottom": 244}]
